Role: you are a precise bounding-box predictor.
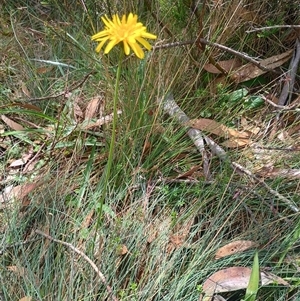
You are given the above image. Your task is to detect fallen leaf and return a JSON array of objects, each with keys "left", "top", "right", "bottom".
[
  {"left": 21, "top": 81, "right": 31, "bottom": 98},
  {"left": 0, "top": 183, "right": 39, "bottom": 206},
  {"left": 189, "top": 118, "right": 250, "bottom": 139},
  {"left": 7, "top": 265, "right": 26, "bottom": 276},
  {"left": 73, "top": 102, "right": 84, "bottom": 119},
  {"left": 19, "top": 297, "right": 32, "bottom": 301},
  {"left": 36, "top": 66, "right": 53, "bottom": 74},
  {"left": 1, "top": 115, "right": 24, "bottom": 131},
  {"left": 215, "top": 240, "right": 258, "bottom": 259},
  {"left": 221, "top": 138, "right": 251, "bottom": 148},
  {"left": 203, "top": 267, "right": 252, "bottom": 298},
  {"left": 201, "top": 267, "right": 289, "bottom": 301},
  {"left": 117, "top": 244, "right": 128, "bottom": 255},
  {"left": 9, "top": 147, "right": 34, "bottom": 167},
  {"left": 81, "top": 110, "right": 122, "bottom": 130},
  {"left": 260, "top": 271, "right": 289, "bottom": 286},
  {"left": 14, "top": 102, "right": 42, "bottom": 112},
  {"left": 176, "top": 164, "right": 202, "bottom": 179},
  {"left": 204, "top": 58, "right": 242, "bottom": 74},
  {"left": 231, "top": 50, "right": 293, "bottom": 83},
  {"left": 85, "top": 96, "right": 102, "bottom": 120},
  {"left": 257, "top": 168, "right": 300, "bottom": 179}
]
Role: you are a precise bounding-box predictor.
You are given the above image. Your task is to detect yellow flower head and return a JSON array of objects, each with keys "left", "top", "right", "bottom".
[{"left": 91, "top": 13, "right": 157, "bottom": 59}]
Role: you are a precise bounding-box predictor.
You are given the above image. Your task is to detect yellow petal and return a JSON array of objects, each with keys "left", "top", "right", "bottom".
[
  {"left": 129, "top": 41, "right": 144, "bottom": 59},
  {"left": 127, "top": 13, "right": 134, "bottom": 23},
  {"left": 121, "top": 14, "right": 126, "bottom": 25},
  {"left": 91, "top": 30, "right": 109, "bottom": 41},
  {"left": 95, "top": 38, "right": 108, "bottom": 52},
  {"left": 113, "top": 14, "right": 121, "bottom": 26},
  {"left": 104, "top": 39, "right": 118, "bottom": 54},
  {"left": 136, "top": 37, "right": 152, "bottom": 50},
  {"left": 101, "top": 15, "right": 113, "bottom": 28},
  {"left": 141, "top": 32, "right": 157, "bottom": 39},
  {"left": 123, "top": 40, "right": 131, "bottom": 55}
]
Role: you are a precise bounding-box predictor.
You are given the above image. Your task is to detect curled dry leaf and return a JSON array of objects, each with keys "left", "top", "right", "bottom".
[
  {"left": 1, "top": 115, "right": 24, "bottom": 131},
  {"left": 201, "top": 267, "right": 289, "bottom": 301},
  {"left": 231, "top": 50, "right": 293, "bottom": 83},
  {"left": 85, "top": 96, "right": 103, "bottom": 120},
  {"left": 215, "top": 240, "right": 258, "bottom": 259}
]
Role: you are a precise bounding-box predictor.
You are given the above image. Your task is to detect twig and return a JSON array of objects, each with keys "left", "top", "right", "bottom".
[
  {"left": 278, "top": 38, "right": 300, "bottom": 106},
  {"left": 153, "top": 38, "right": 279, "bottom": 74},
  {"left": 246, "top": 25, "right": 300, "bottom": 33},
  {"left": 35, "top": 229, "right": 119, "bottom": 301},
  {"left": 262, "top": 95, "right": 300, "bottom": 110},
  {"left": 159, "top": 93, "right": 299, "bottom": 213},
  {"left": 231, "top": 162, "right": 299, "bottom": 213}
]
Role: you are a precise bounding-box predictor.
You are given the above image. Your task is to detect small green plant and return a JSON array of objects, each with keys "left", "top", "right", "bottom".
[{"left": 244, "top": 252, "right": 260, "bottom": 301}]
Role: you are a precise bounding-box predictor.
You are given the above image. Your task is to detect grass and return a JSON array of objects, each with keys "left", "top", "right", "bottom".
[{"left": 1, "top": 0, "right": 300, "bottom": 300}]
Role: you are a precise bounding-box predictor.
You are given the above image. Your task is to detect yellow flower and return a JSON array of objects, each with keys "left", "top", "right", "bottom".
[{"left": 91, "top": 13, "right": 157, "bottom": 59}]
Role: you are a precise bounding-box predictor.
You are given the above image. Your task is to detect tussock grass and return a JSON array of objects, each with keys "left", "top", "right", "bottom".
[{"left": 1, "top": 1, "right": 299, "bottom": 300}]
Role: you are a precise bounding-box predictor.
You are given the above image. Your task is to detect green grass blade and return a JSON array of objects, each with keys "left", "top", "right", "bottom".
[{"left": 245, "top": 251, "right": 260, "bottom": 301}]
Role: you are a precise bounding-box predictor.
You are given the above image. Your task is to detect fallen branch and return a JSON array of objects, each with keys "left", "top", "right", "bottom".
[
  {"left": 159, "top": 93, "right": 299, "bottom": 213},
  {"left": 246, "top": 25, "right": 300, "bottom": 33},
  {"left": 153, "top": 38, "right": 280, "bottom": 74},
  {"left": 35, "top": 229, "right": 119, "bottom": 301}
]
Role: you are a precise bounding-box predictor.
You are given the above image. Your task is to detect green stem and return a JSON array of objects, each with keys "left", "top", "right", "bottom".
[{"left": 94, "top": 52, "right": 123, "bottom": 238}]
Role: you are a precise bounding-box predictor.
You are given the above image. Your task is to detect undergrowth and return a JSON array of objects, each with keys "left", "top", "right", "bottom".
[{"left": 0, "top": 1, "right": 299, "bottom": 300}]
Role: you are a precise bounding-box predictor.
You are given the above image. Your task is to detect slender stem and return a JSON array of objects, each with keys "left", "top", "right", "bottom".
[{"left": 94, "top": 52, "right": 123, "bottom": 238}]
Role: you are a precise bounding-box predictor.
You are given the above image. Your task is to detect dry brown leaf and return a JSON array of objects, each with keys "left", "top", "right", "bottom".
[
  {"left": 189, "top": 118, "right": 249, "bottom": 139},
  {"left": 117, "top": 244, "right": 128, "bottom": 255},
  {"left": 260, "top": 271, "right": 289, "bottom": 286},
  {"left": 9, "top": 147, "right": 33, "bottom": 167},
  {"left": 81, "top": 110, "right": 122, "bottom": 130},
  {"left": 258, "top": 168, "right": 300, "bottom": 179},
  {"left": 240, "top": 117, "right": 260, "bottom": 136},
  {"left": 1, "top": 115, "right": 24, "bottom": 131},
  {"left": 73, "top": 102, "right": 84, "bottom": 119},
  {"left": 85, "top": 97, "right": 102, "bottom": 120},
  {"left": 203, "top": 267, "right": 252, "bottom": 297},
  {"left": 0, "top": 183, "right": 39, "bottom": 206},
  {"left": 36, "top": 66, "right": 52, "bottom": 74},
  {"left": 15, "top": 102, "right": 42, "bottom": 112},
  {"left": 166, "top": 213, "right": 195, "bottom": 253},
  {"left": 147, "top": 223, "right": 158, "bottom": 244},
  {"left": 166, "top": 234, "right": 186, "bottom": 253},
  {"left": 221, "top": 138, "right": 251, "bottom": 148},
  {"left": 231, "top": 50, "right": 293, "bottom": 83},
  {"left": 21, "top": 81, "right": 31, "bottom": 98},
  {"left": 202, "top": 267, "right": 289, "bottom": 301},
  {"left": 7, "top": 265, "right": 26, "bottom": 276},
  {"left": 215, "top": 240, "right": 258, "bottom": 259},
  {"left": 176, "top": 164, "right": 202, "bottom": 179},
  {"left": 19, "top": 297, "right": 32, "bottom": 301},
  {"left": 204, "top": 58, "right": 242, "bottom": 74}
]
